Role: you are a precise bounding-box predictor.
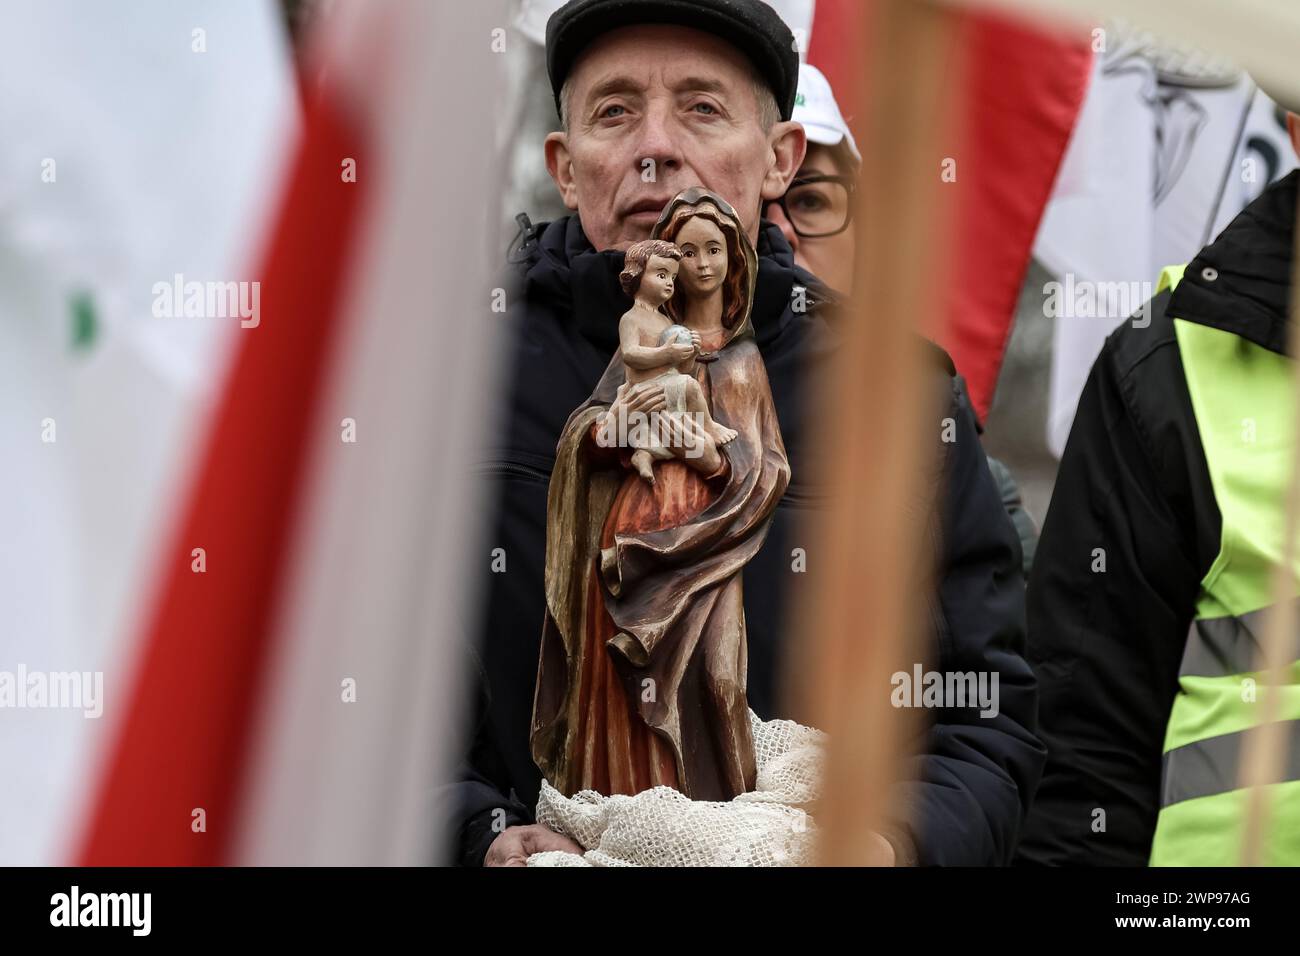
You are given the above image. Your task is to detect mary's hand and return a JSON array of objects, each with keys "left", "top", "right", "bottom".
[
  {"left": 601, "top": 381, "right": 668, "bottom": 437},
  {"left": 621, "top": 381, "right": 668, "bottom": 415}
]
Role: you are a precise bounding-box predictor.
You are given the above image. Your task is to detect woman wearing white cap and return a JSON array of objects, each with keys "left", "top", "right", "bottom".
[
  {"left": 764, "top": 63, "right": 861, "bottom": 295},
  {"left": 772, "top": 64, "right": 1039, "bottom": 579}
]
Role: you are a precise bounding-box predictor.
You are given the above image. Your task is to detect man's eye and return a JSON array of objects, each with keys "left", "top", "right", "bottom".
[
  {"left": 601, "top": 104, "right": 626, "bottom": 118},
  {"left": 692, "top": 102, "right": 718, "bottom": 115}
]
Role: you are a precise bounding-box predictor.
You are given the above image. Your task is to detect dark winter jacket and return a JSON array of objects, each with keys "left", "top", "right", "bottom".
[{"left": 1017, "top": 171, "right": 1298, "bottom": 865}]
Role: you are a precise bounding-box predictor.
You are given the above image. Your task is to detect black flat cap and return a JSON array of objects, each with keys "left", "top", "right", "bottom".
[{"left": 546, "top": 0, "right": 799, "bottom": 123}]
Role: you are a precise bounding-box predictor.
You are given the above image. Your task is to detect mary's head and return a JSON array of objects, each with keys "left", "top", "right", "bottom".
[{"left": 652, "top": 188, "right": 757, "bottom": 333}]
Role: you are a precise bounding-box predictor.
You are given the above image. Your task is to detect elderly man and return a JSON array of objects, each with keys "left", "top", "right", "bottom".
[{"left": 447, "top": 0, "right": 1043, "bottom": 867}]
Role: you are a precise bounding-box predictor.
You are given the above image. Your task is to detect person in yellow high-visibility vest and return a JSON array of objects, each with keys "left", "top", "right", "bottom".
[{"left": 1019, "top": 80, "right": 1300, "bottom": 866}]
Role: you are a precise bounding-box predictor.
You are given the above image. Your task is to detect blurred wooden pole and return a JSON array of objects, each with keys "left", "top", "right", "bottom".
[
  {"left": 792, "top": 0, "right": 965, "bottom": 866},
  {"left": 1237, "top": 189, "right": 1300, "bottom": 865}
]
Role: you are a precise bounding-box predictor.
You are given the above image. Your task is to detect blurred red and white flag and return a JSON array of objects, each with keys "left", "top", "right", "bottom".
[
  {"left": 76, "top": 0, "right": 509, "bottom": 865},
  {"left": 809, "top": 0, "right": 1092, "bottom": 419},
  {"left": 0, "top": 0, "right": 295, "bottom": 866}
]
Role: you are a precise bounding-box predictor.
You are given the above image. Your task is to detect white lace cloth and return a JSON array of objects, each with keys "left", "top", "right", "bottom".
[{"left": 527, "top": 711, "right": 824, "bottom": 867}]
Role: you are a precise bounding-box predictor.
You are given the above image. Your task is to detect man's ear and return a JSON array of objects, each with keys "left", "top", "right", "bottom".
[
  {"left": 545, "top": 131, "right": 580, "bottom": 210},
  {"left": 1288, "top": 112, "right": 1300, "bottom": 161},
  {"left": 760, "top": 121, "right": 808, "bottom": 202}
]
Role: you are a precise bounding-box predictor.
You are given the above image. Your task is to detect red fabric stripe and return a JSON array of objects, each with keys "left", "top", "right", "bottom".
[
  {"left": 808, "top": 2, "right": 1090, "bottom": 419},
  {"left": 77, "top": 89, "right": 368, "bottom": 865},
  {"left": 808, "top": 0, "right": 867, "bottom": 132},
  {"left": 943, "top": 12, "right": 1091, "bottom": 419}
]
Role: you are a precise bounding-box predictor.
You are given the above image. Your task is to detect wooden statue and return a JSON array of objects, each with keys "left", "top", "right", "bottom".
[{"left": 531, "top": 187, "right": 790, "bottom": 802}]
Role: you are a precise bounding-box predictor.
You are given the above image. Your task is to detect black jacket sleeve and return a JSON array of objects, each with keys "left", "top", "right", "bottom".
[
  {"left": 897, "top": 377, "right": 1046, "bottom": 866},
  {"left": 436, "top": 657, "right": 531, "bottom": 867},
  {"left": 1016, "top": 310, "right": 1213, "bottom": 865}
]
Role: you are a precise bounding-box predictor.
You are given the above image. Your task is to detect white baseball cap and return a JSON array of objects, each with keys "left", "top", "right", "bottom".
[{"left": 792, "top": 63, "right": 860, "bottom": 165}]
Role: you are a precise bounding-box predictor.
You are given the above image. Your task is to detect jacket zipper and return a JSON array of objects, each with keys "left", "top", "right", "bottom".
[{"left": 477, "top": 459, "right": 552, "bottom": 483}]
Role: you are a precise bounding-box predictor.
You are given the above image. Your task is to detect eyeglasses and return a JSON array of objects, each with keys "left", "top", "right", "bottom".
[{"left": 765, "top": 174, "right": 855, "bottom": 239}]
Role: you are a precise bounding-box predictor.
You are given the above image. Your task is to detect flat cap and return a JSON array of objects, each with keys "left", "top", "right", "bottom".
[{"left": 546, "top": 0, "right": 799, "bottom": 123}]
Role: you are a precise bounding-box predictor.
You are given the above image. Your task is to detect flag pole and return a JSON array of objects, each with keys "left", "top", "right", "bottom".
[
  {"left": 789, "top": 0, "right": 965, "bottom": 865},
  {"left": 1237, "top": 188, "right": 1300, "bottom": 865}
]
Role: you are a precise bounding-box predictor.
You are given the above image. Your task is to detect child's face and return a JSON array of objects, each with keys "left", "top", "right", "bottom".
[{"left": 640, "top": 255, "right": 679, "bottom": 304}]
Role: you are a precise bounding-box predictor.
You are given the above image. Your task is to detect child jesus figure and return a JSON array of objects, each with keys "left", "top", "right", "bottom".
[{"left": 615, "top": 238, "right": 737, "bottom": 485}]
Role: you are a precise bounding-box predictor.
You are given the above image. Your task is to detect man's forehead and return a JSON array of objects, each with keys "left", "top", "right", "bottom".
[{"left": 569, "top": 24, "right": 756, "bottom": 99}]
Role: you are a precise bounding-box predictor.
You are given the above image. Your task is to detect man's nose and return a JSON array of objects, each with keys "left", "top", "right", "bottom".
[
  {"left": 765, "top": 202, "right": 800, "bottom": 253},
  {"left": 633, "top": 104, "right": 682, "bottom": 179}
]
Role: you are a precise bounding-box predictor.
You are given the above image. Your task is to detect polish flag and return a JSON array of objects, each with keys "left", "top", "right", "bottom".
[{"left": 77, "top": 0, "right": 509, "bottom": 865}]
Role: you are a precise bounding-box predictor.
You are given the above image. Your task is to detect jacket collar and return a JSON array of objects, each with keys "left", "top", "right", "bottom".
[
  {"left": 515, "top": 214, "right": 833, "bottom": 353},
  {"left": 1168, "top": 170, "right": 1298, "bottom": 356}
]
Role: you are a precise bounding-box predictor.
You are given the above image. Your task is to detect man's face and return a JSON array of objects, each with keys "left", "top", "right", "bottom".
[
  {"left": 766, "top": 142, "right": 857, "bottom": 295},
  {"left": 640, "top": 254, "right": 679, "bottom": 303},
  {"left": 545, "top": 24, "right": 805, "bottom": 251}
]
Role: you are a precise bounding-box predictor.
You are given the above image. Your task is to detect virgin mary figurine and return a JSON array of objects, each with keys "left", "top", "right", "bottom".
[{"left": 531, "top": 187, "right": 790, "bottom": 803}]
